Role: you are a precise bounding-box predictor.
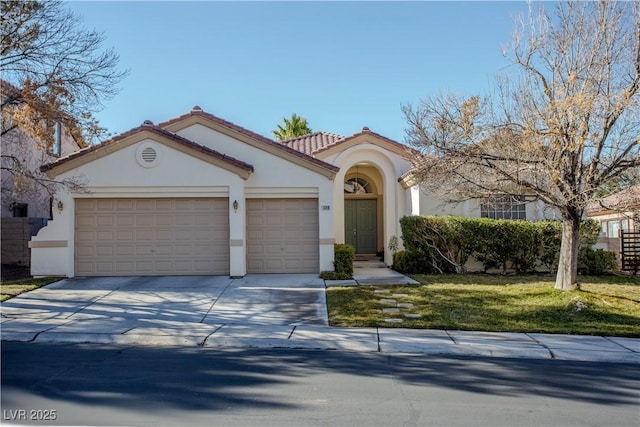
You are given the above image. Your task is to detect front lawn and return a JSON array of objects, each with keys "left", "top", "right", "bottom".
[
  {"left": 0, "top": 277, "right": 62, "bottom": 302},
  {"left": 326, "top": 274, "right": 640, "bottom": 337}
]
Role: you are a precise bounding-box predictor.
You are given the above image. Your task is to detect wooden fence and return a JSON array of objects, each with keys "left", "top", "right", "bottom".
[
  {"left": 620, "top": 230, "right": 640, "bottom": 273},
  {"left": 1, "top": 218, "right": 31, "bottom": 266},
  {"left": 1, "top": 218, "right": 48, "bottom": 266}
]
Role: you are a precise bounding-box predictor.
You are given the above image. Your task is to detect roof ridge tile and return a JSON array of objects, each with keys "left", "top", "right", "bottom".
[{"left": 158, "top": 109, "right": 338, "bottom": 172}]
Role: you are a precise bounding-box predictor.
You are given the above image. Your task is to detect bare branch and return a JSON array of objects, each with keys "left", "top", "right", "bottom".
[{"left": 404, "top": 1, "right": 640, "bottom": 289}]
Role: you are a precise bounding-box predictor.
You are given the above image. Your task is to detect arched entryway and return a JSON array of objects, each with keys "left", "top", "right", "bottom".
[{"left": 343, "top": 165, "right": 383, "bottom": 255}]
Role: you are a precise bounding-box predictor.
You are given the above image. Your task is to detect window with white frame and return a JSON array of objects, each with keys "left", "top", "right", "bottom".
[
  {"left": 605, "top": 219, "right": 630, "bottom": 237},
  {"left": 481, "top": 195, "right": 527, "bottom": 220}
]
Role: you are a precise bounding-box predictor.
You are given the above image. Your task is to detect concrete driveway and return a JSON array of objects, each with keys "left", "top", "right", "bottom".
[{"left": 0, "top": 275, "right": 328, "bottom": 344}]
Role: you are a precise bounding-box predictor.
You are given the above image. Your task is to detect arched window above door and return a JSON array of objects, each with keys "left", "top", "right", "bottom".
[{"left": 344, "top": 177, "right": 372, "bottom": 194}]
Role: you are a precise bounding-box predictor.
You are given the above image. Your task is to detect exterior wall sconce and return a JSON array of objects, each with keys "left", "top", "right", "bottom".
[
  {"left": 232, "top": 200, "right": 239, "bottom": 213},
  {"left": 57, "top": 200, "right": 64, "bottom": 213}
]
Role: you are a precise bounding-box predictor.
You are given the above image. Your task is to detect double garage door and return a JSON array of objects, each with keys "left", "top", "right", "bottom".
[
  {"left": 75, "top": 198, "right": 230, "bottom": 276},
  {"left": 75, "top": 198, "right": 318, "bottom": 276}
]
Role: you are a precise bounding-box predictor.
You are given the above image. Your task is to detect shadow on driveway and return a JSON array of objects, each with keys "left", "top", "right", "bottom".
[{"left": 0, "top": 275, "right": 328, "bottom": 340}]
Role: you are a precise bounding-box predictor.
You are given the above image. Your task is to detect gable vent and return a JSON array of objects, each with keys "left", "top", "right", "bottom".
[
  {"left": 141, "top": 147, "right": 157, "bottom": 163},
  {"left": 136, "top": 142, "right": 161, "bottom": 168}
]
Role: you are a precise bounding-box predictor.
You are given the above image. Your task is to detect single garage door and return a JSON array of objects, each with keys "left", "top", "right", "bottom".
[
  {"left": 246, "top": 198, "right": 319, "bottom": 273},
  {"left": 75, "top": 198, "right": 229, "bottom": 276}
]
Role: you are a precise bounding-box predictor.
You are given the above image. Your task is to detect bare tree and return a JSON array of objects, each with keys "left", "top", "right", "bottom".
[
  {"left": 1, "top": 0, "right": 125, "bottom": 202},
  {"left": 1, "top": 0, "right": 126, "bottom": 143},
  {"left": 403, "top": 1, "right": 640, "bottom": 290}
]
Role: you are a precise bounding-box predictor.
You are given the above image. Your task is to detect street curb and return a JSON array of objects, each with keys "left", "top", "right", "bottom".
[{"left": 3, "top": 330, "right": 639, "bottom": 363}]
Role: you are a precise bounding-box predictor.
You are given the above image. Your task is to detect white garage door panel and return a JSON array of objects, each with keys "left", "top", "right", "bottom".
[
  {"left": 75, "top": 198, "right": 229, "bottom": 276},
  {"left": 246, "top": 198, "right": 319, "bottom": 274}
]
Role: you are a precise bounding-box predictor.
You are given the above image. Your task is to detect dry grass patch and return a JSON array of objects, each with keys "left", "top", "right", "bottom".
[
  {"left": 1, "top": 277, "right": 62, "bottom": 302},
  {"left": 326, "top": 275, "right": 640, "bottom": 337}
]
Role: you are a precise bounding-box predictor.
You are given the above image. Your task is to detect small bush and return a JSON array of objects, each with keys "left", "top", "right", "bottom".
[
  {"left": 392, "top": 250, "right": 443, "bottom": 274},
  {"left": 392, "top": 251, "right": 416, "bottom": 273},
  {"left": 333, "top": 244, "right": 355, "bottom": 278},
  {"left": 320, "top": 271, "right": 352, "bottom": 280},
  {"left": 578, "top": 248, "right": 619, "bottom": 275}
]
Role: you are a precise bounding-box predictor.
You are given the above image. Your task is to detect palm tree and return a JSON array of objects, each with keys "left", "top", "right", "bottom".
[{"left": 272, "top": 113, "right": 312, "bottom": 141}]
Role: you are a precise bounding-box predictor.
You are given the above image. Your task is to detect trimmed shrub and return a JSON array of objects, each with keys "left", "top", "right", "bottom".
[
  {"left": 392, "top": 250, "right": 434, "bottom": 274},
  {"left": 397, "top": 215, "right": 604, "bottom": 275},
  {"left": 537, "top": 220, "right": 562, "bottom": 271},
  {"left": 578, "top": 248, "right": 619, "bottom": 275},
  {"left": 334, "top": 244, "right": 355, "bottom": 277},
  {"left": 320, "top": 244, "right": 355, "bottom": 280},
  {"left": 391, "top": 250, "right": 410, "bottom": 273},
  {"left": 400, "top": 216, "right": 464, "bottom": 274},
  {"left": 319, "top": 271, "right": 352, "bottom": 280}
]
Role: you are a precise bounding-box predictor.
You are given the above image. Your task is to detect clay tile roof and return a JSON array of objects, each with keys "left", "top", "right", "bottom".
[
  {"left": 281, "top": 131, "right": 345, "bottom": 156},
  {"left": 311, "top": 127, "right": 415, "bottom": 157},
  {"left": 158, "top": 109, "right": 339, "bottom": 173},
  {"left": 41, "top": 124, "right": 254, "bottom": 173}
]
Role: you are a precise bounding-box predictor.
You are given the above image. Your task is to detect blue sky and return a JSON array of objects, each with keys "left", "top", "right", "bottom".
[{"left": 66, "top": 1, "right": 531, "bottom": 143}]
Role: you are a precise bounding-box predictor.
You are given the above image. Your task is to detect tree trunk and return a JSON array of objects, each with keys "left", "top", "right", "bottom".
[{"left": 555, "top": 212, "right": 582, "bottom": 290}]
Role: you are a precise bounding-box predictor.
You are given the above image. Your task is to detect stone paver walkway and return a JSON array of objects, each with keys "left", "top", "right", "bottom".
[{"left": 375, "top": 289, "right": 423, "bottom": 323}]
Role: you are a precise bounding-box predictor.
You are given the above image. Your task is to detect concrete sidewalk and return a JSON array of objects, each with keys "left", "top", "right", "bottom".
[
  {"left": 1, "top": 275, "right": 639, "bottom": 363},
  {"left": 325, "top": 259, "right": 421, "bottom": 286},
  {"left": 2, "top": 320, "right": 639, "bottom": 362}
]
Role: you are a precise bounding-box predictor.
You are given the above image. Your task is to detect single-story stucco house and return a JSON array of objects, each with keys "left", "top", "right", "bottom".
[{"left": 30, "top": 107, "right": 558, "bottom": 278}]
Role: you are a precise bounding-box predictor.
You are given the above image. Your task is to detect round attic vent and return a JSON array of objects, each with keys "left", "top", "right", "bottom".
[
  {"left": 141, "top": 147, "right": 157, "bottom": 163},
  {"left": 136, "top": 142, "right": 161, "bottom": 168}
]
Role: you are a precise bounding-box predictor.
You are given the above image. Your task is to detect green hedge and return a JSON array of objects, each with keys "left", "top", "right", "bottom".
[
  {"left": 320, "top": 244, "right": 355, "bottom": 280},
  {"left": 397, "top": 216, "right": 611, "bottom": 275},
  {"left": 578, "top": 248, "right": 619, "bottom": 275}
]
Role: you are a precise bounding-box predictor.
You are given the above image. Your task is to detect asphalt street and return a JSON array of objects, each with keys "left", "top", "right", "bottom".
[{"left": 2, "top": 342, "right": 639, "bottom": 427}]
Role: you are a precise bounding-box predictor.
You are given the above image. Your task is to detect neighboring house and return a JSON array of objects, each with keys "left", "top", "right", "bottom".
[
  {"left": 30, "top": 106, "right": 558, "bottom": 277},
  {"left": 587, "top": 184, "right": 640, "bottom": 237},
  {"left": 1, "top": 80, "right": 86, "bottom": 266},
  {"left": 587, "top": 184, "right": 640, "bottom": 258}
]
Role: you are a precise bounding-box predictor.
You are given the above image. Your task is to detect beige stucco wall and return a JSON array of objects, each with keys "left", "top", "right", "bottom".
[
  {"left": 589, "top": 211, "right": 639, "bottom": 236},
  {"left": 417, "top": 192, "right": 561, "bottom": 221},
  {"left": 175, "top": 124, "right": 336, "bottom": 272},
  {"left": 31, "top": 129, "right": 336, "bottom": 277}
]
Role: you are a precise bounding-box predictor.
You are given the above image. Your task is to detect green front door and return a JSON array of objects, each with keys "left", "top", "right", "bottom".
[{"left": 345, "top": 199, "right": 377, "bottom": 254}]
